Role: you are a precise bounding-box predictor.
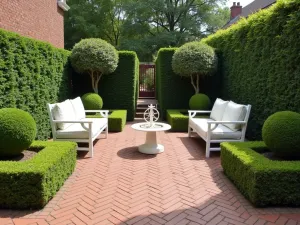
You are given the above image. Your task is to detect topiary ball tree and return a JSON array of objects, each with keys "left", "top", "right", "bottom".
[
  {"left": 189, "top": 94, "right": 211, "bottom": 110},
  {"left": 81, "top": 93, "right": 103, "bottom": 110},
  {"left": 70, "top": 38, "right": 119, "bottom": 94},
  {"left": 172, "top": 41, "right": 217, "bottom": 94},
  {"left": 262, "top": 111, "right": 300, "bottom": 156},
  {"left": 0, "top": 108, "right": 37, "bottom": 157}
]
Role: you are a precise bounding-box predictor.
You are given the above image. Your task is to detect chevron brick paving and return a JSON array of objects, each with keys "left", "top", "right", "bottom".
[{"left": 1, "top": 123, "right": 300, "bottom": 225}]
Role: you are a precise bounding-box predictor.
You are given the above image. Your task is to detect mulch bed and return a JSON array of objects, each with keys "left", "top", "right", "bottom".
[{"left": 0, "top": 150, "right": 39, "bottom": 162}]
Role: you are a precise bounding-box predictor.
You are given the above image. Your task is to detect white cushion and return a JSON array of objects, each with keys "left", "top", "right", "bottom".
[
  {"left": 56, "top": 118, "right": 108, "bottom": 139},
  {"left": 222, "top": 101, "right": 247, "bottom": 131},
  {"left": 210, "top": 98, "right": 229, "bottom": 121},
  {"left": 70, "top": 97, "right": 86, "bottom": 120},
  {"left": 53, "top": 100, "right": 76, "bottom": 130},
  {"left": 189, "top": 118, "right": 242, "bottom": 140}
]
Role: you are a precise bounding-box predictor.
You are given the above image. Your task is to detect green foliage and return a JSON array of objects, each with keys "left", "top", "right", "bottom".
[
  {"left": 172, "top": 42, "right": 217, "bottom": 77},
  {"left": 70, "top": 38, "right": 118, "bottom": 75},
  {"left": 204, "top": 0, "right": 300, "bottom": 140},
  {"left": 262, "top": 111, "right": 300, "bottom": 156},
  {"left": 167, "top": 110, "right": 189, "bottom": 132},
  {"left": 70, "top": 38, "right": 119, "bottom": 93},
  {"left": 0, "top": 28, "right": 71, "bottom": 140},
  {"left": 221, "top": 141, "right": 300, "bottom": 206},
  {"left": 0, "top": 108, "right": 37, "bottom": 157},
  {"left": 0, "top": 141, "right": 77, "bottom": 209},
  {"left": 72, "top": 51, "right": 139, "bottom": 121},
  {"left": 189, "top": 94, "right": 211, "bottom": 110},
  {"left": 81, "top": 93, "right": 103, "bottom": 110},
  {"left": 87, "top": 110, "right": 127, "bottom": 132},
  {"left": 64, "top": 0, "right": 229, "bottom": 61},
  {"left": 156, "top": 48, "right": 221, "bottom": 119}
]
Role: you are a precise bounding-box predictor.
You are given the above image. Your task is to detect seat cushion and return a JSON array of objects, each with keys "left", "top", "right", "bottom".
[
  {"left": 70, "top": 97, "right": 85, "bottom": 120},
  {"left": 210, "top": 98, "right": 229, "bottom": 121},
  {"left": 190, "top": 118, "right": 242, "bottom": 140},
  {"left": 222, "top": 101, "right": 247, "bottom": 131},
  {"left": 53, "top": 100, "right": 76, "bottom": 130},
  {"left": 56, "top": 118, "right": 108, "bottom": 139}
]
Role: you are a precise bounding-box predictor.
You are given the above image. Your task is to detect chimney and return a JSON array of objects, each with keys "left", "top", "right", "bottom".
[{"left": 230, "top": 2, "right": 242, "bottom": 19}]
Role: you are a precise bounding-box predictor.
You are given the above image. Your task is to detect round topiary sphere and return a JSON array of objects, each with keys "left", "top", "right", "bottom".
[
  {"left": 262, "top": 111, "right": 300, "bottom": 156},
  {"left": 0, "top": 108, "right": 37, "bottom": 157},
  {"left": 189, "top": 94, "right": 211, "bottom": 110},
  {"left": 81, "top": 93, "right": 103, "bottom": 110},
  {"left": 70, "top": 38, "right": 119, "bottom": 75}
]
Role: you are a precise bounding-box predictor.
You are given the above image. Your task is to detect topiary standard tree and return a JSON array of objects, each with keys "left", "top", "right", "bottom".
[
  {"left": 70, "top": 38, "right": 119, "bottom": 94},
  {"left": 172, "top": 41, "right": 217, "bottom": 109}
]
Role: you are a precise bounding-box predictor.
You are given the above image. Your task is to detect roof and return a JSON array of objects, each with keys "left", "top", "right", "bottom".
[{"left": 223, "top": 0, "right": 276, "bottom": 28}]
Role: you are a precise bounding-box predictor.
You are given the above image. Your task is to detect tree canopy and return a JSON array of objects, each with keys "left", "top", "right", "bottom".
[{"left": 65, "top": 0, "right": 229, "bottom": 61}]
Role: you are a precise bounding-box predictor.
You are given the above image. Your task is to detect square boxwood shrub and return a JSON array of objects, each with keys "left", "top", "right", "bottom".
[
  {"left": 221, "top": 141, "right": 300, "bottom": 207},
  {"left": 0, "top": 141, "right": 77, "bottom": 209},
  {"left": 87, "top": 110, "right": 127, "bottom": 132},
  {"left": 167, "top": 110, "right": 189, "bottom": 132},
  {"left": 167, "top": 110, "right": 210, "bottom": 132}
]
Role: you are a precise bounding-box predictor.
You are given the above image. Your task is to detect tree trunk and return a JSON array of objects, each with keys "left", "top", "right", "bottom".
[
  {"left": 90, "top": 71, "right": 102, "bottom": 94},
  {"left": 191, "top": 75, "right": 199, "bottom": 94}
]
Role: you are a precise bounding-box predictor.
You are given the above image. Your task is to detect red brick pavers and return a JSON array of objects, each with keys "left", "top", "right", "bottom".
[{"left": 1, "top": 123, "right": 300, "bottom": 225}]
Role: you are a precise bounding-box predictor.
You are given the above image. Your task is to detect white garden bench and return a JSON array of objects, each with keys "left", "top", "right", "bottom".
[
  {"left": 188, "top": 98, "right": 251, "bottom": 158},
  {"left": 47, "top": 97, "right": 108, "bottom": 157}
]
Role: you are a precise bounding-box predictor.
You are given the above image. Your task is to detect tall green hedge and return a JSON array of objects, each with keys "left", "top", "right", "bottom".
[
  {"left": 72, "top": 51, "right": 139, "bottom": 121},
  {"left": 204, "top": 0, "right": 300, "bottom": 140},
  {"left": 155, "top": 48, "right": 222, "bottom": 119},
  {"left": 0, "top": 29, "right": 71, "bottom": 140}
]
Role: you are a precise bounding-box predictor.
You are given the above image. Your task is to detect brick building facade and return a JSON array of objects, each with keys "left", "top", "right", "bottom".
[{"left": 0, "top": 0, "right": 69, "bottom": 48}]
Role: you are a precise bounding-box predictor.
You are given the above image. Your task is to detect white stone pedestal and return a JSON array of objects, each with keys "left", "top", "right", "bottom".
[{"left": 131, "top": 122, "right": 171, "bottom": 155}]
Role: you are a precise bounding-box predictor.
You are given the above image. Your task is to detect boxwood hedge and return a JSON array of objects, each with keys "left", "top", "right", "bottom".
[
  {"left": 0, "top": 141, "right": 77, "bottom": 209},
  {"left": 204, "top": 0, "right": 300, "bottom": 140},
  {"left": 221, "top": 141, "right": 300, "bottom": 207},
  {"left": 0, "top": 28, "right": 71, "bottom": 140},
  {"left": 155, "top": 48, "right": 222, "bottom": 119},
  {"left": 87, "top": 110, "right": 127, "bottom": 132},
  {"left": 167, "top": 110, "right": 189, "bottom": 132},
  {"left": 72, "top": 51, "right": 139, "bottom": 121}
]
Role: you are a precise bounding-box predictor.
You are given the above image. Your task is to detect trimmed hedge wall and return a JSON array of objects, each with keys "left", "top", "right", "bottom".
[
  {"left": 87, "top": 110, "right": 127, "bottom": 132},
  {"left": 72, "top": 51, "right": 139, "bottom": 121},
  {"left": 221, "top": 141, "right": 300, "bottom": 207},
  {"left": 204, "top": 0, "right": 300, "bottom": 140},
  {"left": 0, "top": 28, "right": 71, "bottom": 140},
  {"left": 155, "top": 48, "right": 222, "bottom": 119},
  {"left": 0, "top": 141, "right": 77, "bottom": 209}
]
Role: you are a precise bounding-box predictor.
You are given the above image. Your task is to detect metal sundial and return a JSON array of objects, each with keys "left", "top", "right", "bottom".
[{"left": 143, "top": 104, "right": 159, "bottom": 127}]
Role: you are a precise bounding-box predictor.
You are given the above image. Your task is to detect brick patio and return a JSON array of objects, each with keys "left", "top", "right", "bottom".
[{"left": 1, "top": 123, "right": 300, "bottom": 225}]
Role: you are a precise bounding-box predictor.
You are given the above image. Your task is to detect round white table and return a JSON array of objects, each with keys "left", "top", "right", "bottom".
[{"left": 131, "top": 122, "right": 171, "bottom": 154}]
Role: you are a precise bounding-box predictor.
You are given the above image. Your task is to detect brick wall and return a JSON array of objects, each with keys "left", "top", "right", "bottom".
[{"left": 0, "top": 0, "right": 64, "bottom": 48}]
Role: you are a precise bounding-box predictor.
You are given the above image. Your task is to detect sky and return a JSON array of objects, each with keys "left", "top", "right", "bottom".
[{"left": 226, "top": 0, "right": 255, "bottom": 7}]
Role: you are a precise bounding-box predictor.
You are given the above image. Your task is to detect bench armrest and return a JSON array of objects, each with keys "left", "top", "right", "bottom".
[
  {"left": 52, "top": 120, "right": 93, "bottom": 124},
  {"left": 207, "top": 121, "right": 246, "bottom": 125},
  {"left": 85, "top": 110, "right": 109, "bottom": 118},
  {"left": 188, "top": 110, "right": 211, "bottom": 118}
]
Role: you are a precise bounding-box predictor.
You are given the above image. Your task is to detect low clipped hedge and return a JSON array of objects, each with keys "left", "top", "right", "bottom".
[
  {"left": 0, "top": 141, "right": 77, "bottom": 209},
  {"left": 167, "top": 110, "right": 189, "bottom": 132},
  {"left": 221, "top": 141, "right": 300, "bottom": 207},
  {"left": 87, "top": 110, "right": 127, "bottom": 132}
]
